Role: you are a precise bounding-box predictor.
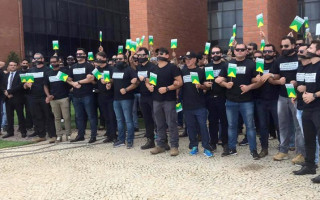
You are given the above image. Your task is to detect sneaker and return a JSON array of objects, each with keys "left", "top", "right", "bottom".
[
  {"left": 221, "top": 145, "right": 229, "bottom": 157},
  {"left": 127, "top": 141, "right": 133, "bottom": 149},
  {"left": 273, "top": 152, "right": 289, "bottom": 161},
  {"left": 33, "top": 137, "right": 46, "bottom": 143},
  {"left": 49, "top": 137, "right": 56, "bottom": 144},
  {"left": 56, "top": 136, "right": 62, "bottom": 143},
  {"left": 292, "top": 154, "right": 305, "bottom": 165},
  {"left": 103, "top": 137, "right": 115, "bottom": 143},
  {"left": 239, "top": 138, "right": 248, "bottom": 146},
  {"left": 88, "top": 137, "right": 96, "bottom": 144},
  {"left": 203, "top": 149, "right": 213, "bottom": 158},
  {"left": 189, "top": 147, "right": 198, "bottom": 155},
  {"left": 170, "top": 147, "right": 179, "bottom": 156},
  {"left": 113, "top": 140, "right": 125, "bottom": 148},
  {"left": 210, "top": 143, "right": 217, "bottom": 152},
  {"left": 251, "top": 150, "right": 260, "bottom": 160},
  {"left": 222, "top": 149, "right": 237, "bottom": 157},
  {"left": 258, "top": 149, "right": 268, "bottom": 158},
  {"left": 141, "top": 139, "right": 155, "bottom": 150},
  {"left": 150, "top": 146, "right": 166, "bottom": 155}
]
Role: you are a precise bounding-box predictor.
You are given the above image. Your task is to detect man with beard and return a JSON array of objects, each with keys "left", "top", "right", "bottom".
[
  {"left": 270, "top": 36, "right": 304, "bottom": 161},
  {"left": 247, "top": 43, "right": 258, "bottom": 60},
  {"left": 44, "top": 56, "right": 71, "bottom": 142}
]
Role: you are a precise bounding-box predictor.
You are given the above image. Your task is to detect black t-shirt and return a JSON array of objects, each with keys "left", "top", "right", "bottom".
[
  {"left": 112, "top": 65, "right": 137, "bottom": 100},
  {"left": 149, "top": 62, "right": 181, "bottom": 102},
  {"left": 44, "top": 68, "right": 70, "bottom": 100},
  {"left": 95, "top": 65, "right": 114, "bottom": 98},
  {"left": 137, "top": 61, "right": 156, "bottom": 97},
  {"left": 181, "top": 66, "right": 206, "bottom": 110},
  {"left": 222, "top": 59, "right": 258, "bottom": 102},
  {"left": 28, "top": 66, "right": 52, "bottom": 99},
  {"left": 204, "top": 61, "right": 227, "bottom": 98},
  {"left": 69, "top": 62, "right": 94, "bottom": 98},
  {"left": 296, "top": 63, "right": 311, "bottom": 110},
  {"left": 255, "top": 61, "right": 280, "bottom": 100},
  {"left": 303, "top": 61, "right": 320, "bottom": 111},
  {"left": 271, "top": 54, "right": 299, "bottom": 98}
]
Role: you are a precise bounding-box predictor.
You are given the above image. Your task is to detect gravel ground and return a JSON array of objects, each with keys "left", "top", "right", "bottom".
[{"left": 0, "top": 129, "right": 320, "bottom": 200}]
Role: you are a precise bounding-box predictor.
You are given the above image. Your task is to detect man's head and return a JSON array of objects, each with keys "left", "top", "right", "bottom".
[
  {"left": 33, "top": 53, "right": 44, "bottom": 66},
  {"left": 95, "top": 51, "right": 107, "bottom": 67},
  {"left": 263, "top": 44, "right": 276, "bottom": 61},
  {"left": 234, "top": 44, "right": 247, "bottom": 60},
  {"left": 156, "top": 48, "right": 169, "bottom": 62},
  {"left": 50, "top": 56, "right": 60, "bottom": 68},
  {"left": 7, "top": 61, "right": 18, "bottom": 72},
  {"left": 59, "top": 57, "right": 64, "bottom": 67},
  {"left": 185, "top": 51, "right": 197, "bottom": 68},
  {"left": 296, "top": 34, "right": 304, "bottom": 49},
  {"left": 76, "top": 48, "right": 86, "bottom": 62},
  {"left": 253, "top": 50, "right": 263, "bottom": 61},
  {"left": 115, "top": 54, "right": 127, "bottom": 68},
  {"left": 297, "top": 44, "right": 309, "bottom": 61},
  {"left": 21, "top": 59, "right": 29, "bottom": 70},
  {"left": 197, "top": 52, "right": 206, "bottom": 66},
  {"left": 67, "top": 55, "right": 75, "bottom": 66},
  {"left": 306, "top": 40, "right": 320, "bottom": 59},
  {"left": 137, "top": 47, "right": 149, "bottom": 64},
  {"left": 132, "top": 53, "right": 139, "bottom": 66},
  {"left": 247, "top": 43, "right": 258, "bottom": 55},
  {"left": 281, "top": 36, "right": 296, "bottom": 57},
  {"left": 211, "top": 46, "right": 222, "bottom": 62}
]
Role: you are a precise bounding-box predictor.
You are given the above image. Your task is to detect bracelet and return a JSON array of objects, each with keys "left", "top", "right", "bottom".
[
  {"left": 78, "top": 81, "right": 81, "bottom": 85},
  {"left": 313, "top": 93, "right": 318, "bottom": 98},
  {"left": 166, "top": 87, "right": 169, "bottom": 92},
  {"left": 124, "top": 88, "right": 128, "bottom": 92}
]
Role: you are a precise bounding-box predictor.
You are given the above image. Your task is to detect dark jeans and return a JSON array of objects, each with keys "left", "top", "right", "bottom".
[
  {"left": 255, "top": 99, "right": 279, "bottom": 149},
  {"left": 302, "top": 109, "right": 320, "bottom": 167},
  {"left": 113, "top": 99, "right": 134, "bottom": 143},
  {"left": 73, "top": 95, "right": 97, "bottom": 138},
  {"left": 32, "top": 98, "right": 56, "bottom": 138},
  {"left": 22, "top": 95, "right": 33, "bottom": 129},
  {"left": 6, "top": 99, "right": 26, "bottom": 135},
  {"left": 185, "top": 107, "right": 211, "bottom": 150},
  {"left": 206, "top": 96, "right": 228, "bottom": 145},
  {"left": 98, "top": 94, "right": 116, "bottom": 139},
  {"left": 140, "top": 95, "right": 155, "bottom": 140}
]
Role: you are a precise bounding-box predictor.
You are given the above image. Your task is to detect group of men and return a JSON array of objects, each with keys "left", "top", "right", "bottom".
[{"left": 1, "top": 32, "right": 320, "bottom": 184}]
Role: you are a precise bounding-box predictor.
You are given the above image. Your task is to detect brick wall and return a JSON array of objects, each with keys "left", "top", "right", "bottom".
[
  {"left": 243, "top": 0, "right": 297, "bottom": 52},
  {"left": 130, "top": 0, "right": 208, "bottom": 57},
  {"left": 0, "top": 0, "right": 24, "bottom": 61}
]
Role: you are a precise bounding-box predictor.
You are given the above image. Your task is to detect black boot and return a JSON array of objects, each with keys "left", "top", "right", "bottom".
[
  {"left": 293, "top": 166, "right": 316, "bottom": 175},
  {"left": 311, "top": 175, "right": 320, "bottom": 183},
  {"left": 141, "top": 139, "right": 155, "bottom": 150},
  {"left": 88, "top": 137, "right": 96, "bottom": 144},
  {"left": 70, "top": 135, "right": 85, "bottom": 143}
]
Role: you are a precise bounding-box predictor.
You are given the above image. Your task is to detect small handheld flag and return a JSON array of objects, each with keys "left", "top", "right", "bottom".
[
  {"left": 88, "top": 52, "right": 94, "bottom": 61},
  {"left": 289, "top": 16, "right": 305, "bottom": 32},
  {"left": 304, "top": 17, "right": 309, "bottom": 28},
  {"left": 260, "top": 39, "right": 266, "bottom": 51},
  {"left": 149, "top": 35, "right": 154, "bottom": 45},
  {"left": 125, "top": 39, "right": 131, "bottom": 50},
  {"left": 229, "top": 36, "right": 235, "bottom": 47},
  {"left": 176, "top": 103, "right": 183, "bottom": 113},
  {"left": 256, "top": 58, "right": 264, "bottom": 73},
  {"left": 228, "top": 63, "right": 237, "bottom": 78},
  {"left": 103, "top": 71, "right": 110, "bottom": 82},
  {"left": 257, "top": 13, "right": 264, "bottom": 28},
  {"left": 99, "top": 31, "right": 102, "bottom": 42},
  {"left": 204, "top": 42, "right": 211, "bottom": 55},
  {"left": 205, "top": 67, "right": 214, "bottom": 80},
  {"left": 56, "top": 71, "right": 68, "bottom": 82},
  {"left": 149, "top": 72, "right": 157, "bottom": 86},
  {"left": 92, "top": 68, "right": 102, "bottom": 80},
  {"left": 52, "top": 40, "right": 59, "bottom": 50},
  {"left": 171, "top": 39, "right": 177, "bottom": 49},
  {"left": 233, "top": 24, "right": 237, "bottom": 37},
  {"left": 118, "top": 45, "right": 123, "bottom": 54},
  {"left": 286, "top": 84, "right": 296, "bottom": 98},
  {"left": 190, "top": 72, "right": 200, "bottom": 84}
]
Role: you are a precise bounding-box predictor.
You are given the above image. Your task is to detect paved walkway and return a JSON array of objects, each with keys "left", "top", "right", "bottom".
[{"left": 0, "top": 130, "right": 320, "bottom": 200}]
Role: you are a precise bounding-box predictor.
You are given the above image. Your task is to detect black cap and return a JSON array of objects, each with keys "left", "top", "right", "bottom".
[
  {"left": 156, "top": 47, "right": 169, "bottom": 54},
  {"left": 185, "top": 51, "right": 197, "bottom": 59}
]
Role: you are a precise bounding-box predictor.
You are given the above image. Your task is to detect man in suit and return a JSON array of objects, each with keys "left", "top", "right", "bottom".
[{"left": 2, "top": 61, "right": 27, "bottom": 138}]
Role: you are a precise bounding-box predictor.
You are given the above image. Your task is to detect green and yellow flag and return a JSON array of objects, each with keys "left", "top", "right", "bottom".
[
  {"left": 256, "top": 13, "right": 264, "bottom": 28},
  {"left": 136, "top": 38, "right": 140, "bottom": 47},
  {"left": 176, "top": 103, "right": 183, "bottom": 113},
  {"left": 229, "top": 36, "right": 235, "bottom": 47},
  {"left": 118, "top": 45, "right": 123, "bottom": 54},
  {"left": 286, "top": 84, "right": 296, "bottom": 98},
  {"left": 103, "top": 71, "right": 110, "bottom": 82},
  {"left": 171, "top": 39, "right": 177, "bottom": 49},
  {"left": 20, "top": 74, "right": 27, "bottom": 83},
  {"left": 260, "top": 39, "right": 266, "bottom": 51},
  {"left": 56, "top": 71, "right": 68, "bottom": 82},
  {"left": 204, "top": 42, "right": 211, "bottom": 55},
  {"left": 205, "top": 67, "right": 214, "bottom": 80},
  {"left": 88, "top": 52, "right": 94, "bottom": 61},
  {"left": 52, "top": 40, "right": 59, "bottom": 50},
  {"left": 92, "top": 68, "right": 102, "bottom": 80},
  {"left": 125, "top": 39, "right": 131, "bottom": 50},
  {"left": 190, "top": 72, "right": 200, "bottom": 84},
  {"left": 149, "top": 72, "right": 157, "bottom": 86},
  {"left": 139, "top": 35, "right": 145, "bottom": 46},
  {"left": 304, "top": 17, "right": 309, "bottom": 28},
  {"left": 99, "top": 31, "right": 102, "bottom": 42},
  {"left": 256, "top": 58, "right": 264, "bottom": 73},
  {"left": 228, "top": 63, "right": 237, "bottom": 78},
  {"left": 130, "top": 41, "right": 137, "bottom": 52},
  {"left": 149, "top": 35, "right": 154, "bottom": 45},
  {"left": 22, "top": 73, "right": 34, "bottom": 83},
  {"left": 290, "top": 16, "right": 305, "bottom": 32},
  {"left": 233, "top": 24, "right": 237, "bottom": 37}
]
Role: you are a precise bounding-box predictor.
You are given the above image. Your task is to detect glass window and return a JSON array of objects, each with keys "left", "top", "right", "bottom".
[
  {"left": 45, "top": 0, "right": 57, "bottom": 20},
  {"left": 32, "top": 0, "right": 45, "bottom": 18}
]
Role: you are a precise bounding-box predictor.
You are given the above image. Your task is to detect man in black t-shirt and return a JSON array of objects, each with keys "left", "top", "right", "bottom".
[
  {"left": 136, "top": 47, "right": 156, "bottom": 150},
  {"left": 147, "top": 48, "right": 183, "bottom": 156},
  {"left": 203, "top": 46, "right": 228, "bottom": 155},
  {"left": 112, "top": 54, "right": 138, "bottom": 149},
  {"left": 293, "top": 40, "right": 320, "bottom": 183},
  {"left": 269, "top": 36, "right": 304, "bottom": 161},
  {"left": 44, "top": 56, "right": 71, "bottom": 142},
  {"left": 67, "top": 48, "right": 97, "bottom": 143},
  {"left": 94, "top": 52, "right": 117, "bottom": 143},
  {"left": 216, "top": 43, "right": 260, "bottom": 159}
]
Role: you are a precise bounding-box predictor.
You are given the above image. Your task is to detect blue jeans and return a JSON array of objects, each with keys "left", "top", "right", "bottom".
[
  {"left": 226, "top": 100, "right": 257, "bottom": 152},
  {"left": 184, "top": 107, "right": 211, "bottom": 150},
  {"left": 73, "top": 95, "right": 97, "bottom": 138},
  {"left": 2, "top": 101, "right": 7, "bottom": 128},
  {"left": 132, "top": 93, "right": 140, "bottom": 129},
  {"left": 255, "top": 99, "right": 279, "bottom": 149},
  {"left": 113, "top": 99, "right": 134, "bottom": 143}
]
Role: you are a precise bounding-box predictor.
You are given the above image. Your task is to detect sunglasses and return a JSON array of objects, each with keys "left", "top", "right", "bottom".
[
  {"left": 116, "top": 58, "right": 124, "bottom": 61},
  {"left": 158, "top": 52, "right": 165, "bottom": 56},
  {"left": 263, "top": 50, "right": 274, "bottom": 54},
  {"left": 254, "top": 56, "right": 263, "bottom": 59},
  {"left": 280, "top": 44, "right": 290, "bottom": 49},
  {"left": 34, "top": 57, "right": 42, "bottom": 60},
  {"left": 235, "top": 48, "right": 246, "bottom": 52},
  {"left": 137, "top": 54, "right": 147, "bottom": 57},
  {"left": 247, "top": 48, "right": 253, "bottom": 51},
  {"left": 211, "top": 51, "right": 221, "bottom": 55},
  {"left": 298, "top": 50, "right": 305, "bottom": 54}
]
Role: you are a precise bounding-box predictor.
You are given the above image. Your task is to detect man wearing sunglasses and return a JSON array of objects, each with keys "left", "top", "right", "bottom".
[
  {"left": 247, "top": 43, "right": 258, "bottom": 60},
  {"left": 136, "top": 47, "right": 157, "bottom": 150},
  {"left": 112, "top": 54, "right": 138, "bottom": 149},
  {"left": 67, "top": 48, "right": 97, "bottom": 143},
  {"left": 203, "top": 46, "right": 228, "bottom": 155},
  {"left": 147, "top": 48, "right": 183, "bottom": 156},
  {"left": 254, "top": 44, "right": 280, "bottom": 158},
  {"left": 269, "top": 36, "right": 304, "bottom": 162},
  {"left": 24, "top": 53, "right": 56, "bottom": 143},
  {"left": 216, "top": 43, "right": 261, "bottom": 160}
]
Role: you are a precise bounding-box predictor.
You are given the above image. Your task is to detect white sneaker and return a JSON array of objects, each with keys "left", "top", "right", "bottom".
[
  {"left": 56, "top": 136, "right": 62, "bottom": 143},
  {"left": 66, "top": 136, "right": 71, "bottom": 141}
]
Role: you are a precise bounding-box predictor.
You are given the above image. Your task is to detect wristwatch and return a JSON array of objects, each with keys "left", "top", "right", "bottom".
[
  {"left": 166, "top": 87, "right": 169, "bottom": 92},
  {"left": 313, "top": 93, "right": 318, "bottom": 98}
]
